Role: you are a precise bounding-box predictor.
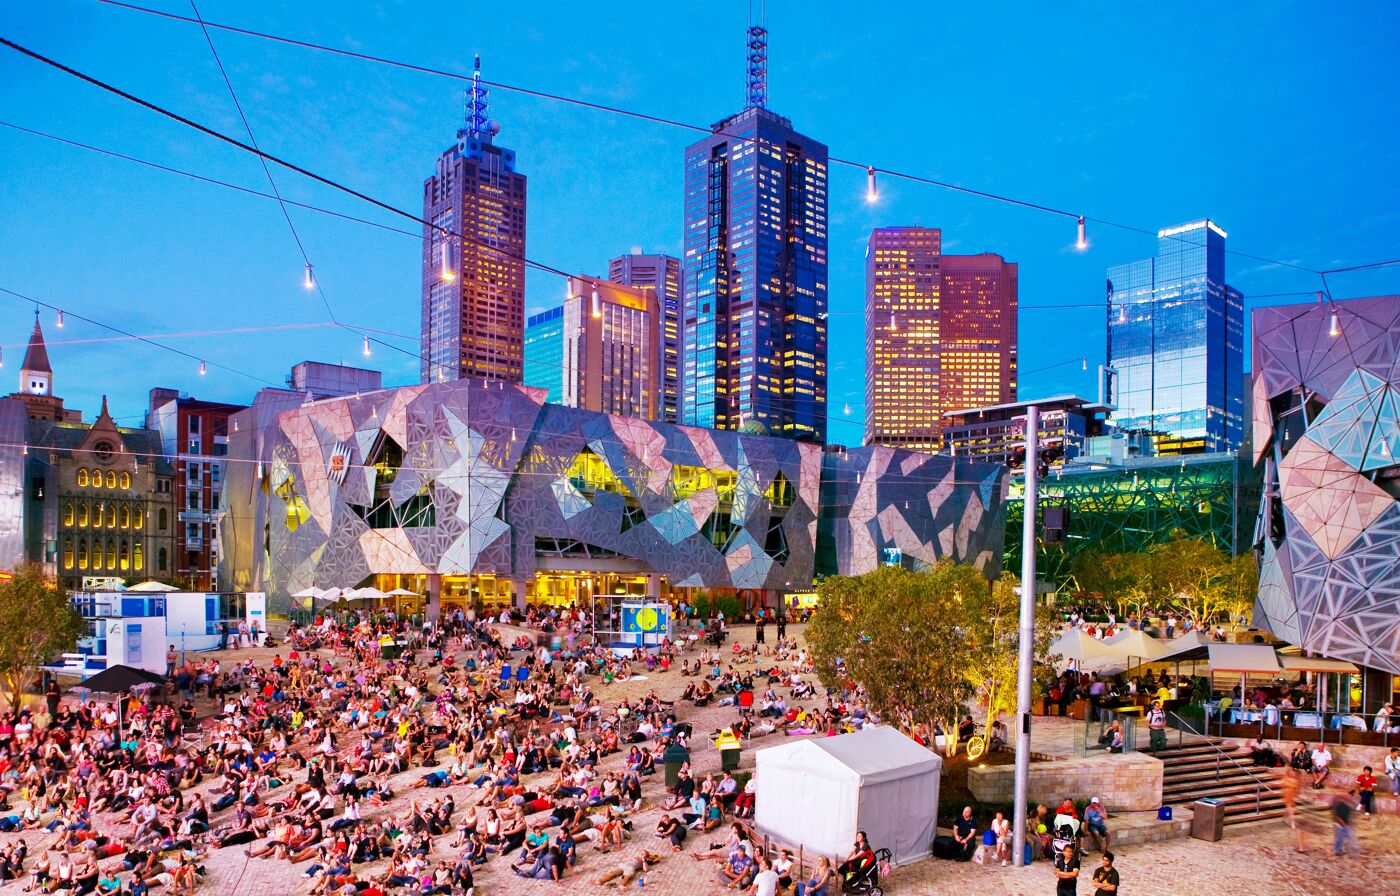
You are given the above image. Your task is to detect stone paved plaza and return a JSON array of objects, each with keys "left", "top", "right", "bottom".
[{"left": 7, "top": 623, "right": 1398, "bottom": 896}]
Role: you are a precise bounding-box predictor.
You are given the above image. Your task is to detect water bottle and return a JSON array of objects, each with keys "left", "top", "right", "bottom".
[{"left": 638, "top": 873, "right": 645, "bottom": 889}]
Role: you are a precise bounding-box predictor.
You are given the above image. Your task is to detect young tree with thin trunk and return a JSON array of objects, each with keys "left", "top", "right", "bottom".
[{"left": 0, "top": 563, "right": 86, "bottom": 711}]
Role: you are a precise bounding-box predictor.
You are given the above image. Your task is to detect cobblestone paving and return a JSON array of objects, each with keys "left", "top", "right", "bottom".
[{"left": 9, "top": 623, "right": 1400, "bottom": 896}]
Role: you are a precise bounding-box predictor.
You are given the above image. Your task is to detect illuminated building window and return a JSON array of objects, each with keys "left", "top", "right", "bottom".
[
  {"left": 63, "top": 502, "right": 74, "bottom": 527},
  {"left": 76, "top": 469, "right": 88, "bottom": 487},
  {"left": 78, "top": 504, "right": 89, "bottom": 527},
  {"left": 120, "top": 472, "right": 131, "bottom": 489},
  {"left": 76, "top": 540, "right": 88, "bottom": 570},
  {"left": 62, "top": 540, "right": 73, "bottom": 570},
  {"left": 133, "top": 541, "right": 143, "bottom": 570},
  {"left": 120, "top": 506, "right": 130, "bottom": 529},
  {"left": 105, "top": 471, "right": 117, "bottom": 489}
]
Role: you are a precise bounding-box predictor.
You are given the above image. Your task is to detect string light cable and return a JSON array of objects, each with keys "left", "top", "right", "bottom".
[{"left": 83, "top": 0, "right": 1332, "bottom": 274}]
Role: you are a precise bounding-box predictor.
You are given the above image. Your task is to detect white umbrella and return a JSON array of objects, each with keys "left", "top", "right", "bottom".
[
  {"left": 316, "top": 588, "right": 346, "bottom": 603},
  {"left": 354, "top": 586, "right": 390, "bottom": 599},
  {"left": 1050, "top": 628, "right": 1115, "bottom": 663},
  {"left": 386, "top": 588, "right": 418, "bottom": 597},
  {"left": 1102, "top": 629, "right": 1169, "bottom": 661},
  {"left": 291, "top": 587, "right": 324, "bottom": 599},
  {"left": 129, "top": 581, "right": 179, "bottom": 593}
]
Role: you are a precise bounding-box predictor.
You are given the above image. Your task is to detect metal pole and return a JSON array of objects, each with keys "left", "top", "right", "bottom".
[{"left": 1012, "top": 405, "right": 1038, "bottom": 867}]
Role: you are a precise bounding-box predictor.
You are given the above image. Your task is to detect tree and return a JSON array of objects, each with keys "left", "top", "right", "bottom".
[
  {"left": 1147, "top": 537, "right": 1243, "bottom": 623},
  {"left": 0, "top": 564, "right": 86, "bottom": 710},
  {"left": 962, "top": 574, "right": 1060, "bottom": 729},
  {"left": 806, "top": 562, "right": 1057, "bottom": 750},
  {"left": 1070, "top": 549, "right": 1152, "bottom": 617}
]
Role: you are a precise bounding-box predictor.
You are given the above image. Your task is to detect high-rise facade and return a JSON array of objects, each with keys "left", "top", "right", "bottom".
[
  {"left": 421, "top": 59, "right": 527, "bottom": 385},
  {"left": 609, "top": 251, "right": 682, "bottom": 423},
  {"left": 865, "top": 228, "right": 1018, "bottom": 450},
  {"left": 1107, "top": 219, "right": 1244, "bottom": 454},
  {"left": 681, "top": 28, "right": 828, "bottom": 442},
  {"left": 524, "top": 277, "right": 661, "bottom": 419}
]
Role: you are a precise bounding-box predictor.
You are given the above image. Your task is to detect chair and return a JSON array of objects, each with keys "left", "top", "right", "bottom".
[
  {"left": 516, "top": 666, "right": 530, "bottom": 683},
  {"left": 498, "top": 665, "right": 513, "bottom": 686}
]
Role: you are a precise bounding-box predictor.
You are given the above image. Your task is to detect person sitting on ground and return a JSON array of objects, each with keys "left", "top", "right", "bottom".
[
  {"left": 1311, "top": 742, "right": 1333, "bottom": 789},
  {"left": 1248, "top": 735, "right": 1278, "bottom": 767},
  {"left": 1083, "top": 798, "right": 1111, "bottom": 854},
  {"left": 716, "top": 841, "right": 756, "bottom": 889},
  {"left": 654, "top": 814, "right": 687, "bottom": 851}
]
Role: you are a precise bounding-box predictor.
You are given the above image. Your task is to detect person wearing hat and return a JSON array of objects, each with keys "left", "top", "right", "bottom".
[{"left": 1084, "top": 798, "right": 1111, "bottom": 854}]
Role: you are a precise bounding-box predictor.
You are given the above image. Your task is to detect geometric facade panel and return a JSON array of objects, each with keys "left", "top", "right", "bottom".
[
  {"left": 220, "top": 377, "right": 1008, "bottom": 613},
  {"left": 1252, "top": 295, "right": 1400, "bottom": 674}
]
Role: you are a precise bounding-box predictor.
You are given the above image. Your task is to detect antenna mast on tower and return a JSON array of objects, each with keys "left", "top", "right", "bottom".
[
  {"left": 461, "top": 54, "right": 490, "bottom": 139},
  {"left": 746, "top": 9, "right": 768, "bottom": 110}
]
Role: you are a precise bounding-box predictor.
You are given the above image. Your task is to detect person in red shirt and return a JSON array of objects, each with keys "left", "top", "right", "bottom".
[
  {"left": 1357, "top": 766, "right": 1377, "bottom": 816},
  {"left": 1056, "top": 798, "right": 1079, "bottom": 819}
]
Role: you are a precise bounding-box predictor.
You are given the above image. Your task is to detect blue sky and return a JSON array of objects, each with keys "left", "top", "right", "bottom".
[{"left": 1, "top": 0, "right": 1397, "bottom": 440}]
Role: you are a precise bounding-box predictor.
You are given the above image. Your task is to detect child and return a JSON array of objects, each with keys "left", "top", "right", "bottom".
[{"left": 1357, "top": 766, "right": 1377, "bottom": 817}]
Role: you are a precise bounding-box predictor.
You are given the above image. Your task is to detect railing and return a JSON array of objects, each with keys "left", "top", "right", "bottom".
[
  {"left": 1080, "top": 706, "right": 1140, "bottom": 755},
  {"left": 1165, "top": 710, "right": 1278, "bottom": 814},
  {"left": 1202, "top": 705, "right": 1400, "bottom": 748}
]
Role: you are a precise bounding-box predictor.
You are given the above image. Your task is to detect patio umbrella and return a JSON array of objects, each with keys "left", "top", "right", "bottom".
[
  {"left": 1050, "top": 628, "right": 1114, "bottom": 667},
  {"left": 80, "top": 665, "right": 166, "bottom": 742},
  {"left": 354, "top": 586, "right": 390, "bottom": 599},
  {"left": 386, "top": 588, "right": 418, "bottom": 597},
  {"left": 291, "top": 587, "right": 324, "bottom": 599},
  {"left": 128, "top": 581, "right": 179, "bottom": 592}
]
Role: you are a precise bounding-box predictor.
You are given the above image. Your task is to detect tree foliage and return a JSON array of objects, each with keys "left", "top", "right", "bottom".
[
  {"left": 0, "top": 564, "right": 86, "bottom": 710},
  {"left": 1069, "top": 536, "right": 1257, "bottom": 624},
  {"left": 807, "top": 562, "right": 1057, "bottom": 745}
]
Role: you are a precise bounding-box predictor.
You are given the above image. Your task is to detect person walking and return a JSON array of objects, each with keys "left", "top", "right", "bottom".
[
  {"left": 1147, "top": 701, "right": 1167, "bottom": 753},
  {"left": 1054, "top": 842, "right": 1081, "bottom": 895},
  {"left": 1090, "top": 851, "right": 1119, "bottom": 895},
  {"left": 1332, "top": 792, "right": 1359, "bottom": 857}
]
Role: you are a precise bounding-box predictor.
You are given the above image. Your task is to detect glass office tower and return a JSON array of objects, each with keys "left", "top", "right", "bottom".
[
  {"left": 681, "top": 31, "right": 828, "bottom": 442},
  {"left": 522, "top": 306, "right": 564, "bottom": 404},
  {"left": 1106, "top": 219, "right": 1244, "bottom": 453},
  {"left": 609, "top": 252, "right": 682, "bottom": 423}
]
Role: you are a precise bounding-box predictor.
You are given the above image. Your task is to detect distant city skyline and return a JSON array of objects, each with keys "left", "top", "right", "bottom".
[{"left": 1, "top": 2, "right": 1396, "bottom": 435}]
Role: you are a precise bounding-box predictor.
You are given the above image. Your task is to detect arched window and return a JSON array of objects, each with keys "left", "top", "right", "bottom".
[
  {"left": 62, "top": 540, "right": 73, "bottom": 570},
  {"left": 157, "top": 547, "right": 168, "bottom": 572},
  {"left": 158, "top": 508, "right": 168, "bottom": 531},
  {"left": 76, "top": 540, "right": 88, "bottom": 570},
  {"left": 76, "top": 469, "right": 88, "bottom": 487},
  {"left": 106, "top": 504, "right": 117, "bottom": 528},
  {"left": 119, "top": 472, "right": 131, "bottom": 489},
  {"left": 120, "top": 505, "right": 130, "bottom": 529},
  {"left": 78, "top": 503, "right": 89, "bottom": 527},
  {"left": 63, "top": 502, "right": 74, "bottom": 527},
  {"left": 133, "top": 507, "right": 144, "bottom": 529},
  {"left": 119, "top": 540, "right": 130, "bottom": 571},
  {"left": 133, "top": 540, "right": 144, "bottom": 570},
  {"left": 91, "top": 469, "right": 103, "bottom": 487},
  {"left": 105, "top": 541, "right": 117, "bottom": 570},
  {"left": 105, "top": 470, "right": 117, "bottom": 489}
]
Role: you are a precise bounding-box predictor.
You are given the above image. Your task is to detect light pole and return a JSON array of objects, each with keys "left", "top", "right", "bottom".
[{"left": 1012, "top": 405, "right": 1039, "bottom": 867}]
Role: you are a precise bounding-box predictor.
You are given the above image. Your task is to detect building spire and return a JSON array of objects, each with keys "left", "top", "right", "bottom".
[
  {"left": 746, "top": 18, "right": 768, "bottom": 109},
  {"left": 21, "top": 313, "right": 51, "bottom": 375},
  {"left": 460, "top": 53, "right": 491, "bottom": 140}
]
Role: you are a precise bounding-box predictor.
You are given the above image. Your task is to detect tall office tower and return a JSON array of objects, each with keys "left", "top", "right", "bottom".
[
  {"left": 421, "top": 57, "right": 527, "bottom": 385},
  {"left": 864, "top": 229, "right": 1018, "bottom": 450},
  {"left": 865, "top": 227, "right": 944, "bottom": 450},
  {"left": 609, "top": 251, "right": 682, "bottom": 423},
  {"left": 681, "top": 26, "right": 829, "bottom": 442},
  {"left": 523, "top": 277, "right": 661, "bottom": 419},
  {"left": 1107, "top": 219, "right": 1244, "bottom": 454},
  {"left": 522, "top": 306, "right": 565, "bottom": 404}
]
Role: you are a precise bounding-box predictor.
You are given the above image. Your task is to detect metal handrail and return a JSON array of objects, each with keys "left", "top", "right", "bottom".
[
  {"left": 1167, "top": 710, "right": 1282, "bottom": 808},
  {"left": 1205, "top": 706, "right": 1399, "bottom": 748}
]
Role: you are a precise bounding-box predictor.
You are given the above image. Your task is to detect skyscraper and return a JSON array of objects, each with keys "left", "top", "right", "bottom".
[
  {"left": 681, "top": 27, "right": 828, "bottom": 442},
  {"left": 609, "top": 251, "right": 682, "bottom": 423},
  {"left": 421, "top": 57, "right": 527, "bottom": 385},
  {"left": 523, "top": 277, "right": 662, "bottom": 419},
  {"left": 1106, "top": 219, "right": 1244, "bottom": 454},
  {"left": 864, "top": 228, "right": 1018, "bottom": 450}
]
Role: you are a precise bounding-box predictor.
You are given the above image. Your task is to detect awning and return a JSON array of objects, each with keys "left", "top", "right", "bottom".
[
  {"left": 1207, "top": 643, "right": 1281, "bottom": 674},
  {"left": 1279, "top": 655, "right": 1359, "bottom": 675}
]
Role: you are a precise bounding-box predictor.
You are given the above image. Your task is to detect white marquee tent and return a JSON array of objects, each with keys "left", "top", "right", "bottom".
[{"left": 755, "top": 726, "right": 941, "bottom": 866}]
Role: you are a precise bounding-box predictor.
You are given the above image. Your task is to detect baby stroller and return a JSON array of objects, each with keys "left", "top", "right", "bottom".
[
  {"left": 842, "top": 847, "right": 890, "bottom": 896},
  {"left": 1052, "top": 814, "right": 1080, "bottom": 856}
]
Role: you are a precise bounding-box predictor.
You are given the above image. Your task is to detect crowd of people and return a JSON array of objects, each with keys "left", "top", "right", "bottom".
[{"left": 0, "top": 605, "right": 885, "bottom": 896}]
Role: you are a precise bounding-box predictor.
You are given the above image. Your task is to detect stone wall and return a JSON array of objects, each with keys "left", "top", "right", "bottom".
[{"left": 968, "top": 754, "right": 1163, "bottom": 810}]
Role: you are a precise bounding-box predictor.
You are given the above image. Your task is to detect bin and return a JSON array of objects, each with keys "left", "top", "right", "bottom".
[
  {"left": 663, "top": 742, "right": 691, "bottom": 788},
  {"left": 714, "top": 728, "right": 742, "bottom": 772},
  {"left": 1191, "top": 798, "right": 1224, "bottom": 842}
]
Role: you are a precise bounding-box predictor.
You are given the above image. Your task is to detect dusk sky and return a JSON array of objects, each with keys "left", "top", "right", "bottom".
[{"left": 2, "top": 1, "right": 1397, "bottom": 439}]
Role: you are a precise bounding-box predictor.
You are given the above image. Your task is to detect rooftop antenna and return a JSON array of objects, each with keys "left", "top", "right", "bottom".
[
  {"left": 461, "top": 54, "right": 490, "bottom": 139},
  {"left": 746, "top": 2, "right": 768, "bottom": 109}
]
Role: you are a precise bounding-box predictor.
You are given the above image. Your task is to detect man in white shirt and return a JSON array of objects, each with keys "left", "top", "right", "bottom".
[
  {"left": 1310, "top": 744, "right": 1333, "bottom": 789},
  {"left": 749, "top": 856, "right": 779, "bottom": 896},
  {"left": 1384, "top": 747, "right": 1400, "bottom": 797}
]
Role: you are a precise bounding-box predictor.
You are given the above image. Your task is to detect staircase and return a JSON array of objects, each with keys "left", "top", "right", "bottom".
[{"left": 1156, "top": 738, "right": 1292, "bottom": 825}]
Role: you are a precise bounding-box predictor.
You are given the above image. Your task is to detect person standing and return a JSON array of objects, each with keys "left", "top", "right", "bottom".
[
  {"left": 1147, "top": 701, "right": 1167, "bottom": 753},
  {"left": 1054, "top": 842, "right": 1081, "bottom": 895},
  {"left": 1384, "top": 748, "right": 1400, "bottom": 802},
  {"left": 1332, "top": 792, "right": 1359, "bottom": 857},
  {"left": 775, "top": 614, "right": 786, "bottom": 640},
  {"left": 755, "top": 615, "right": 766, "bottom": 645},
  {"left": 165, "top": 645, "right": 178, "bottom": 678},
  {"left": 1090, "top": 851, "right": 1118, "bottom": 895}
]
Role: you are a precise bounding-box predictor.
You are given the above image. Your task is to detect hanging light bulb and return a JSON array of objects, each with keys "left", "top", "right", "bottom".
[
  {"left": 1328, "top": 309, "right": 1340, "bottom": 337},
  {"left": 255, "top": 460, "right": 264, "bottom": 480},
  {"left": 304, "top": 263, "right": 315, "bottom": 290},
  {"left": 591, "top": 286, "right": 602, "bottom": 319},
  {"left": 1076, "top": 216, "right": 1087, "bottom": 251},
  {"left": 56, "top": 310, "right": 65, "bottom": 328},
  {"left": 866, "top": 167, "right": 878, "bottom": 203},
  {"left": 1081, "top": 357, "right": 1087, "bottom": 371},
  {"left": 199, "top": 360, "right": 207, "bottom": 376},
  {"left": 0, "top": 346, "right": 4, "bottom": 367},
  {"left": 843, "top": 402, "right": 852, "bottom": 416},
  {"left": 440, "top": 239, "right": 456, "bottom": 282},
  {"left": 362, "top": 335, "right": 372, "bottom": 357}
]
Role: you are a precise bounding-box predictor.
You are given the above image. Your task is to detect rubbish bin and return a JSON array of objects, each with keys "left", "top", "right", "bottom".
[
  {"left": 1191, "top": 798, "right": 1224, "bottom": 842},
  {"left": 663, "top": 742, "right": 691, "bottom": 788},
  {"left": 715, "top": 728, "right": 742, "bottom": 772}
]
